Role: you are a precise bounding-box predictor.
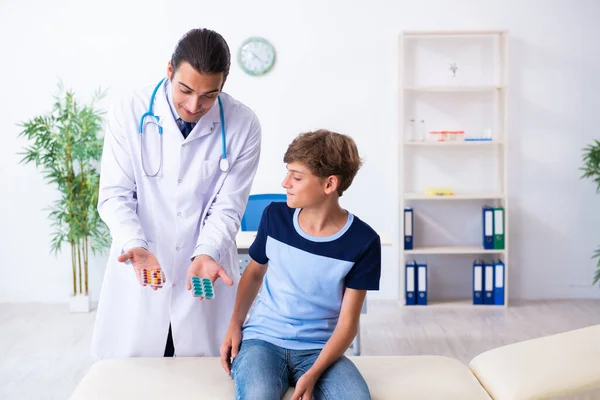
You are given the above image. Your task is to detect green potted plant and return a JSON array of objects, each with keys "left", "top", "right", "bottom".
[
  {"left": 18, "top": 82, "right": 111, "bottom": 312},
  {"left": 581, "top": 139, "right": 600, "bottom": 285}
]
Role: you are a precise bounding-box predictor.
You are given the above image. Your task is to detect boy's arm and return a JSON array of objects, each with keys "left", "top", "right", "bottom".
[
  {"left": 229, "top": 260, "right": 267, "bottom": 326},
  {"left": 303, "top": 288, "right": 366, "bottom": 379},
  {"left": 220, "top": 259, "right": 267, "bottom": 375}
]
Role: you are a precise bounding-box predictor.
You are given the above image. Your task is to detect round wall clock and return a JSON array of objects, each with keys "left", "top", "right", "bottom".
[{"left": 237, "top": 37, "right": 276, "bottom": 76}]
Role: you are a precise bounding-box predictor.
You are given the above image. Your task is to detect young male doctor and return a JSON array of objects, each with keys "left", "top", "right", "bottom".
[{"left": 91, "top": 28, "right": 261, "bottom": 358}]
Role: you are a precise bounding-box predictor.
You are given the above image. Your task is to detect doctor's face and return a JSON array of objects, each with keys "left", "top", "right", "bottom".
[
  {"left": 282, "top": 162, "right": 328, "bottom": 209},
  {"left": 167, "top": 61, "right": 224, "bottom": 123}
]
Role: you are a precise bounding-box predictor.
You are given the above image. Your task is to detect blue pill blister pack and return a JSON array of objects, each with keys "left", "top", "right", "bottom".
[{"left": 190, "top": 276, "right": 215, "bottom": 299}]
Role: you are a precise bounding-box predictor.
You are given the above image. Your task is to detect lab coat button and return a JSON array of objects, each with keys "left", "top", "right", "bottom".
[
  {"left": 177, "top": 179, "right": 182, "bottom": 184},
  {"left": 177, "top": 212, "right": 182, "bottom": 216},
  {"left": 176, "top": 247, "right": 180, "bottom": 251},
  {"left": 182, "top": 143, "right": 187, "bottom": 147}
]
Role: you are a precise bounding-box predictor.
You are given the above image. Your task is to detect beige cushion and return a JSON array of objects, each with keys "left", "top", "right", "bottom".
[
  {"left": 469, "top": 324, "right": 600, "bottom": 400},
  {"left": 70, "top": 356, "right": 491, "bottom": 400}
]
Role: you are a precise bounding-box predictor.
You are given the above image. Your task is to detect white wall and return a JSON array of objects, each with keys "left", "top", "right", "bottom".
[{"left": 1, "top": 0, "right": 599, "bottom": 303}]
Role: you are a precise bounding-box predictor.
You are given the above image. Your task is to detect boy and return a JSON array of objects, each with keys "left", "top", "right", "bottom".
[{"left": 220, "top": 130, "right": 381, "bottom": 400}]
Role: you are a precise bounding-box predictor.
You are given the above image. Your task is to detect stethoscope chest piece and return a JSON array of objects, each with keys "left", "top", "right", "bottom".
[{"left": 219, "top": 158, "right": 229, "bottom": 172}]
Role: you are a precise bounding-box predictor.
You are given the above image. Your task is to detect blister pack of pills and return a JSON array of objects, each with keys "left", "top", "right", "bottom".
[
  {"left": 190, "top": 276, "right": 214, "bottom": 299},
  {"left": 140, "top": 268, "right": 165, "bottom": 288}
]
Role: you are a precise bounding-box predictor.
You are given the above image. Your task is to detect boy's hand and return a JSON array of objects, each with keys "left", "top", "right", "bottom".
[
  {"left": 291, "top": 371, "right": 317, "bottom": 400},
  {"left": 220, "top": 323, "right": 242, "bottom": 376},
  {"left": 186, "top": 255, "right": 233, "bottom": 299},
  {"left": 117, "top": 247, "right": 164, "bottom": 290}
]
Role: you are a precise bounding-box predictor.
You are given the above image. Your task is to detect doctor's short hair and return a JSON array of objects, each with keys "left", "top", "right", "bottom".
[
  {"left": 171, "top": 28, "right": 231, "bottom": 84},
  {"left": 283, "top": 130, "right": 363, "bottom": 197}
]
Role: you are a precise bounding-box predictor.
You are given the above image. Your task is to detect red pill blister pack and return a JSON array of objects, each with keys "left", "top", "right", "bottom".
[{"left": 140, "top": 268, "right": 165, "bottom": 288}]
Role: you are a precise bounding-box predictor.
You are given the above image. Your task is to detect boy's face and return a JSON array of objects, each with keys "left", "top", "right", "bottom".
[
  {"left": 167, "top": 61, "right": 223, "bottom": 123},
  {"left": 282, "top": 162, "right": 329, "bottom": 208}
]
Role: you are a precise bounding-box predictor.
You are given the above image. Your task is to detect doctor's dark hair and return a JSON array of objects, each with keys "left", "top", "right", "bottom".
[
  {"left": 283, "top": 130, "right": 363, "bottom": 197},
  {"left": 171, "top": 28, "right": 231, "bottom": 84}
]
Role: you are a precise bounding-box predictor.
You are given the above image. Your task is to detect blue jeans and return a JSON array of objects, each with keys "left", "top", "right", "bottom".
[{"left": 231, "top": 339, "right": 371, "bottom": 400}]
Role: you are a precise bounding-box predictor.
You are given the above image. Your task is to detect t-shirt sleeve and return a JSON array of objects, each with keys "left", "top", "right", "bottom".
[
  {"left": 248, "top": 203, "right": 271, "bottom": 265},
  {"left": 345, "top": 235, "right": 381, "bottom": 290}
]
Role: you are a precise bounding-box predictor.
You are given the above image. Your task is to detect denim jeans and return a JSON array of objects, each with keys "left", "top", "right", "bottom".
[{"left": 231, "top": 339, "right": 371, "bottom": 400}]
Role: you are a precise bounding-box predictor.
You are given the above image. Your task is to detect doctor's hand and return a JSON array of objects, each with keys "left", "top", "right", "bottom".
[
  {"left": 186, "top": 255, "right": 234, "bottom": 299},
  {"left": 118, "top": 247, "right": 164, "bottom": 290},
  {"left": 219, "top": 322, "right": 242, "bottom": 376}
]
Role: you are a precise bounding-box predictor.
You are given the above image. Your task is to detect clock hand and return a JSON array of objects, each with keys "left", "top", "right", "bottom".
[{"left": 251, "top": 52, "right": 265, "bottom": 63}]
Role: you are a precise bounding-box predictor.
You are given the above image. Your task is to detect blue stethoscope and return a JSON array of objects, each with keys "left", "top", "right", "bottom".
[{"left": 138, "top": 78, "right": 229, "bottom": 177}]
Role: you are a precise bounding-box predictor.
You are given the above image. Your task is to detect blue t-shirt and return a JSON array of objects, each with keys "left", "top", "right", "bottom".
[{"left": 242, "top": 202, "right": 381, "bottom": 350}]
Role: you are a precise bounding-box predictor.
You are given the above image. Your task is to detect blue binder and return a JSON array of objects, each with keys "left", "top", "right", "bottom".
[
  {"left": 494, "top": 260, "right": 505, "bottom": 305},
  {"left": 482, "top": 206, "right": 494, "bottom": 250},
  {"left": 473, "top": 260, "right": 483, "bottom": 305},
  {"left": 405, "top": 261, "right": 416, "bottom": 305},
  {"left": 404, "top": 207, "right": 414, "bottom": 250},
  {"left": 484, "top": 262, "right": 494, "bottom": 305},
  {"left": 417, "top": 261, "right": 427, "bottom": 305}
]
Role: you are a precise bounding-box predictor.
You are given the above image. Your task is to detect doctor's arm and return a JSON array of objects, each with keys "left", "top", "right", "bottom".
[
  {"left": 190, "top": 115, "right": 262, "bottom": 272},
  {"left": 97, "top": 101, "right": 148, "bottom": 254}
]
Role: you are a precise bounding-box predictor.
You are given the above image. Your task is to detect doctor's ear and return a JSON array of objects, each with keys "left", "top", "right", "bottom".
[{"left": 167, "top": 61, "right": 173, "bottom": 80}]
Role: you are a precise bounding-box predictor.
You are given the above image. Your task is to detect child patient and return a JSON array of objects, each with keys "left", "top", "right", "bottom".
[{"left": 220, "top": 129, "right": 381, "bottom": 400}]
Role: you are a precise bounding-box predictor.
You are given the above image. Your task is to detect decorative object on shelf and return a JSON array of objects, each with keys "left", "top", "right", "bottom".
[
  {"left": 449, "top": 62, "right": 459, "bottom": 85},
  {"left": 428, "top": 131, "right": 465, "bottom": 142},
  {"left": 465, "top": 128, "right": 493, "bottom": 141},
  {"left": 418, "top": 119, "right": 426, "bottom": 141},
  {"left": 424, "top": 187, "right": 455, "bottom": 196},
  {"left": 580, "top": 139, "right": 600, "bottom": 284},
  {"left": 17, "top": 81, "right": 111, "bottom": 312},
  {"left": 237, "top": 37, "right": 276, "bottom": 76},
  {"left": 406, "top": 119, "right": 426, "bottom": 142},
  {"left": 406, "top": 118, "right": 416, "bottom": 141}
]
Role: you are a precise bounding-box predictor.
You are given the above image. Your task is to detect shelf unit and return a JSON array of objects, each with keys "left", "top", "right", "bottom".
[
  {"left": 399, "top": 30, "right": 509, "bottom": 308},
  {"left": 405, "top": 85, "right": 506, "bottom": 92}
]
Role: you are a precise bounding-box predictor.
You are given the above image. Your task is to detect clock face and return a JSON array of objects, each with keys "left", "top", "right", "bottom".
[{"left": 238, "top": 37, "right": 276, "bottom": 76}]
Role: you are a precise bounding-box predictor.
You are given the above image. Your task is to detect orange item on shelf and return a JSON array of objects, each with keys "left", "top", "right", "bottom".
[{"left": 428, "top": 131, "right": 465, "bottom": 142}]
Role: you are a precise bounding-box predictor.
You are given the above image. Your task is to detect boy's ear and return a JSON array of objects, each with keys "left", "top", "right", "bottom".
[{"left": 324, "top": 175, "right": 339, "bottom": 195}]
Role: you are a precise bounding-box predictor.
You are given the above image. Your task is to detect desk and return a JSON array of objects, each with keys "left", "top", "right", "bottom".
[{"left": 236, "top": 231, "right": 392, "bottom": 250}]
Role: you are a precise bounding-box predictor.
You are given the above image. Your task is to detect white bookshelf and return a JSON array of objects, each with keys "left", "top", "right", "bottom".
[
  {"left": 404, "top": 141, "right": 503, "bottom": 147},
  {"left": 405, "top": 246, "right": 505, "bottom": 255},
  {"left": 404, "top": 192, "right": 504, "bottom": 200},
  {"left": 405, "top": 85, "right": 505, "bottom": 92},
  {"left": 399, "top": 30, "right": 509, "bottom": 308}
]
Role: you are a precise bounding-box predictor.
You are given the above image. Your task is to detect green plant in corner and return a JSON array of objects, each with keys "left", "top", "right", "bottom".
[
  {"left": 18, "top": 82, "right": 111, "bottom": 297},
  {"left": 581, "top": 139, "right": 600, "bottom": 285}
]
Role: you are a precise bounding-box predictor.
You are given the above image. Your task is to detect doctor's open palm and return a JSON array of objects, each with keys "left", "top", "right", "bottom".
[
  {"left": 117, "top": 247, "right": 164, "bottom": 290},
  {"left": 186, "top": 255, "right": 233, "bottom": 299}
]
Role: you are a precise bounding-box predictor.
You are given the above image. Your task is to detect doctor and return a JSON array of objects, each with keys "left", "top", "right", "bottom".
[{"left": 91, "top": 28, "right": 261, "bottom": 358}]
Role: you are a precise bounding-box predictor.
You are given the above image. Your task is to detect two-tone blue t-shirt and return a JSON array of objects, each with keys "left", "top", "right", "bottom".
[{"left": 242, "top": 202, "right": 381, "bottom": 350}]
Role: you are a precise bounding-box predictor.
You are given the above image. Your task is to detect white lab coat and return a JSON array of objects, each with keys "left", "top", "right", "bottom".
[{"left": 91, "top": 79, "right": 261, "bottom": 359}]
